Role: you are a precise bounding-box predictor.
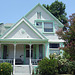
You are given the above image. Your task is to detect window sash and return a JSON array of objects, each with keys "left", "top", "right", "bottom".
[
  {"left": 44, "top": 22, "right": 53, "bottom": 32},
  {"left": 44, "top": 28, "right": 53, "bottom": 32},
  {"left": 44, "top": 22, "right": 53, "bottom": 28}
]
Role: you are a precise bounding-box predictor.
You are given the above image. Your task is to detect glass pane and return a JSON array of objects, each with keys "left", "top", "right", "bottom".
[
  {"left": 36, "top": 22, "right": 42, "bottom": 26},
  {"left": 50, "top": 50, "right": 60, "bottom": 55},
  {"left": 44, "top": 28, "right": 53, "bottom": 32},
  {"left": 44, "top": 22, "right": 53, "bottom": 28},
  {"left": 49, "top": 43, "right": 59, "bottom": 48}
]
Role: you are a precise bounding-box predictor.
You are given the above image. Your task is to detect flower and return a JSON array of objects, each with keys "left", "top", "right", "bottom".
[
  {"left": 1, "top": 69, "right": 3, "bottom": 71},
  {"left": 53, "top": 53, "right": 56, "bottom": 55}
]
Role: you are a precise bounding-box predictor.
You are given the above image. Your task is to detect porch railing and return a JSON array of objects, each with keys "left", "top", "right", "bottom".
[
  {"left": 31, "top": 59, "right": 42, "bottom": 65},
  {"left": 0, "top": 59, "right": 13, "bottom": 65}
]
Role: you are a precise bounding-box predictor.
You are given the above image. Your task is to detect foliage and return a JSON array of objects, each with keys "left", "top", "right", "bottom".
[
  {"left": 0, "top": 62, "right": 12, "bottom": 75},
  {"left": 43, "top": 0, "right": 67, "bottom": 24},
  {"left": 56, "top": 13, "right": 75, "bottom": 60},
  {"left": 58, "top": 58, "right": 71, "bottom": 74},
  {"left": 38, "top": 57, "right": 58, "bottom": 75},
  {"left": 69, "top": 61, "right": 75, "bottom": 74},
  {"left": 63, "top": 51, "right": 71, "bottom": 60}
]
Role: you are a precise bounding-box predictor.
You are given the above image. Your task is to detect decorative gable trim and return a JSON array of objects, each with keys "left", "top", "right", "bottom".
[
  {"left": 1, "top": 17, "right": 47, "bottom": 40},
  {"left": 25, "top": 3, "right": 64, "bottom": 27}
]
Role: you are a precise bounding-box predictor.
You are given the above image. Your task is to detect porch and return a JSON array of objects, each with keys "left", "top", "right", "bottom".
[{"left": 0, "top": 44, "right": 46, "bottom": 65}]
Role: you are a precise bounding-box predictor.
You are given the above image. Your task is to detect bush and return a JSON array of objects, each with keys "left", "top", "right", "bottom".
[
  {"left": 0, "top": 62, "right": 12, "bottom": 75},
  {"left": 69, "top": 61, "right": 75, "bottom": 74},
  {"left": 38, "top": 57, "right": 58, "bottom": 75},
  {"left": 58, "top": 58, "right": 71, "bottom": 74}
]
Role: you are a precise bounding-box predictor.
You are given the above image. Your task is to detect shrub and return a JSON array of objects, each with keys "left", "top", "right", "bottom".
[
  {"left": 38, "top": 57, "right": 58, "bottom": 75},
  {"left": 0, "top": 62, "right": 12, "bottom": 75},
  {"left": 58, "top": 58, "right": 71, "bottom": 74},
  {"left": 69, "top": 61, "right": 75, "bottom": 74}
]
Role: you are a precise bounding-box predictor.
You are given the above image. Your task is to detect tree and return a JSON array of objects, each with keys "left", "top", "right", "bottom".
[
  {"left": 56, "top": 13, "right": 75, "bottom": 60},
  {"left": 43, "top": 0, "right": 67, "bottom": 24}
]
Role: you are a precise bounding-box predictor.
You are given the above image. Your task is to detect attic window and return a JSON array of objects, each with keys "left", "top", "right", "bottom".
[
  {"left": 36, "top": 22, "right": 42, "bottom": 26},
  {"left": 37, "top": 12, "right": 41, "bottom": 19}
]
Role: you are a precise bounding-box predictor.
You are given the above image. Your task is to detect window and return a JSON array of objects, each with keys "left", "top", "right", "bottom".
[
  {"left": 44, "top": 22, "right": 53, "bottom": 32},
  {"left": 49, "top": 43, "right": 59, "bottom": 48},
  {"left": 36, "top": 22, "right": 42, "bottom": 26},
  {"left": 37, "top": 12, "right": 41, "bottom": 19}
]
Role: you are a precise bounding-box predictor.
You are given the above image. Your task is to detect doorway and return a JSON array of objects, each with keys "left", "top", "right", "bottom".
[{"left": 3, "top": 45, "right": 8, "bottom": 59}]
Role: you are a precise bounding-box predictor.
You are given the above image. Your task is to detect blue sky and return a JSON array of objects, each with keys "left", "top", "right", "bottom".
[{"left": 0, "top": 0, "right": 75, "bottom": 24}]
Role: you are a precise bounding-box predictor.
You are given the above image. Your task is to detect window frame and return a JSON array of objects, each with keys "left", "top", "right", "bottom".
[
  {"left": 49, "top": 43, "right": 60, "bottom": 55},
  {"left": 35, "top": 20, "right": 55, "bottom": 33},
  {"left": 44, "top": 22, "right": 53, "bottom": 32}
]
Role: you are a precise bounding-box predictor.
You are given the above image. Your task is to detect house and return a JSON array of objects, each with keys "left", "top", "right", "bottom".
[{"left": 0, "top": 3, "right": 64, "bottom": 75}]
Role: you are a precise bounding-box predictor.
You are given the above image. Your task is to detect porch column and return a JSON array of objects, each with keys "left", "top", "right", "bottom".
[
  {"left": 45, "top": 43, "right": 49, "bottom": 58},
  {"left": 13, "top": 44, "right": 16, "bottom": 75},
  {"left": 29, "top": 44, "right": 32, "bottom": 74},
  {"left": 29, "top": 44, "right": 32, "bottom": 65}
]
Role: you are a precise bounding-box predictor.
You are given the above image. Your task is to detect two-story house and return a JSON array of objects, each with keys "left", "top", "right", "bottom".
[{"left": 0, "top": 3, "right": 64, "bottom": 75}]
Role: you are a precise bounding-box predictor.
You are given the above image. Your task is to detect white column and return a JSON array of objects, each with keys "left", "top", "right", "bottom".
[
  {"left": 29, "top": 44, "right": 32, "bottom": 75},
  {"left": 45, "top": 43, "right": 49, "bottom": 58},
  {"left": 29, "top": 44, "right": 31, "bottom": 65},
  {"left": 13, "top": 44, "right": 16, "bottom": 75}
]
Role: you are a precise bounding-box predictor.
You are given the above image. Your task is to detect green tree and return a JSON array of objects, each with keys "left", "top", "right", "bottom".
[
  {"left": 56, "top": 13, "right": 75, "bottom": 60},
  {"left": 43, "top": 0, "right": 67, "bottom": 24}
]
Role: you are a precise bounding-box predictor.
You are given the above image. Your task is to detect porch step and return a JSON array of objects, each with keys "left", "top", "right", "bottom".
[
  {"left": 15, "top": 65, "right": 30, "bottom": 73},
  {"left": 15, "top": 73, "right": 31, "bottom": 75}
]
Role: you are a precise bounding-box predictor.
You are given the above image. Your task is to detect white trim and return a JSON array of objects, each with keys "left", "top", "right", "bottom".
[{"left": 48, "top": 40, "right": 64, "bottom": 43}]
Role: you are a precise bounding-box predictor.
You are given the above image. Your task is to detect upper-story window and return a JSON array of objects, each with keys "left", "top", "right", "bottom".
[
  {"left": 37, "top": 12, "right": 41, "bottom": 19},
  {"left": 44, "top": 22, "right": 53, "bottom": 32},
  {"left": 36, "top": 22, "right": 42, "bottom": 26}
]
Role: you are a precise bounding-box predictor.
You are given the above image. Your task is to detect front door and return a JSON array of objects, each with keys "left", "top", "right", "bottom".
[
  {"left": 3, "top": 45, "right": 8, "bottom": 59},
  {"left": 25, "top": 45, "right": 33, "bottom": 65}
]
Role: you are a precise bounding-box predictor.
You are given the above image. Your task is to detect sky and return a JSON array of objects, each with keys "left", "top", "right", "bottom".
[{"left": 0, "top": 0, "right": 75, "bottom": 24}]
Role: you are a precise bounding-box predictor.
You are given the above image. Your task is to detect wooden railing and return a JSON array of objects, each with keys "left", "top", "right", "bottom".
[
  {"left": 31, "top": 59, "right": 42, "bottom": 65},
  {"left": 0, "top": 59, "right": 13, "bottom": 65}
]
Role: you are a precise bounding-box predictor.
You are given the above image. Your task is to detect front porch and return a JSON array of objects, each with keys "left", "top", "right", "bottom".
[
  {"left": 0, "top": 39, "right": 48, "bottom": 75},
  {"left": 0, "top": 44, "right": 46, "bottom": 65}
]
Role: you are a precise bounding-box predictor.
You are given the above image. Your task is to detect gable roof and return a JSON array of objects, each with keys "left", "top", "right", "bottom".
[
  {"left": 25, "top": 3, "right": 64, "bottom": 27},
  {"left": 0, "top": 17, "right": 47, "bottom": 40}
]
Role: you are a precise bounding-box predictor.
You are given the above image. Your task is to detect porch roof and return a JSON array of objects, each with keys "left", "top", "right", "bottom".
[{"left": 0, "top": 39, "right": 48, "bottom": 43}]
